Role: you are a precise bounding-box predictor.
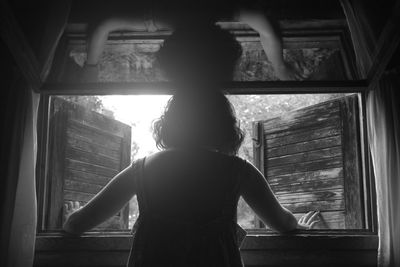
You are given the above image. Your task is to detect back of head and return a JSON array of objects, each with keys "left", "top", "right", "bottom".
[{"left": 152, "top": 91, "right": 244, "bottom": 155}]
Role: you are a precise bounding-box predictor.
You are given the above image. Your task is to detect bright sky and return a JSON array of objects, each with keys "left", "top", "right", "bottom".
[{"left": 100, "top": 95, "right": 171, "bottom": 158}]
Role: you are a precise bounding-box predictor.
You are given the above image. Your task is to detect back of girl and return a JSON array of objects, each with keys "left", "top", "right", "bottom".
[
  {"left": 63, "top": 23, "right": 319, "bottom": 267},
  {"left": 130, "top": 148, "right": 246, "bottom": 266}
]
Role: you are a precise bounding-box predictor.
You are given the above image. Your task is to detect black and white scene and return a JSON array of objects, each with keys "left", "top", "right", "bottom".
[{"left": 1, "top": 0, "right": 400, "bottom": 266}]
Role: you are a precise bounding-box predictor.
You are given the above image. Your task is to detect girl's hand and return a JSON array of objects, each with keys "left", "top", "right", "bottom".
[
  {"left": 63, "top": 201, "right": 81, "bottom": 223},
  {"left": 62, "top": 201, "right": 82, "bottom": 236},
  {"left": 297, "top": 211, "right": 320, "bottom": 230}
]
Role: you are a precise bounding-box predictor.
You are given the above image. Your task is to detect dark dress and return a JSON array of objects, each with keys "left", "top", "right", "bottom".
[{"left": 127, "top": 149, "right": 247, "bottom": 267}]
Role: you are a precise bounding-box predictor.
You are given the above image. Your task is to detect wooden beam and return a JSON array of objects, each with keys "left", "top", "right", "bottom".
[
  {"left": 0, "top": 1, "right": 42, "bottom": 91},
  {"left": 40, "top": 80, "right": 368, "bottom": 95},
  {"left": 367, "top": 0, "right": 400, "bottom": 89}
]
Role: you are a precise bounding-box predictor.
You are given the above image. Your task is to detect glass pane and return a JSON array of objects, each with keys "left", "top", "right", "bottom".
[
  {"left": 57, "top": 36, "right": 351, "bottom": 83},
  {"left": 44, "top": 93, "right": 364, "bottom": 231}
]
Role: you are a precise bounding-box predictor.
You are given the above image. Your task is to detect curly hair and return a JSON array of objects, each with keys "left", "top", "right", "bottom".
[{"left": 152, "top": 91, "right": 244, "bottom": 155}]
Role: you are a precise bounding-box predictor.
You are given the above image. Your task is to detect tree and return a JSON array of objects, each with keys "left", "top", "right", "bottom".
[{"left": 59, "top": 96, "right": 115, "bottom": 118}]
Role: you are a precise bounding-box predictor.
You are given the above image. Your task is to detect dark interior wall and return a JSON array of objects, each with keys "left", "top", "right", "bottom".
[
  {"left": 7, "top": 0, "right": 52, "bottom": 62},
  {"left": 68, "top": 0, "right": 345, "bottom": 24},
  {"left": 350, "top": 0, "right": 396, "bottom": 44}
]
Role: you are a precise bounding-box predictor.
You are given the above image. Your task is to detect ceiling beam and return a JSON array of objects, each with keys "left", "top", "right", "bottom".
[{"left": 40, "top": 80, "right": 368, "bottom": 95}]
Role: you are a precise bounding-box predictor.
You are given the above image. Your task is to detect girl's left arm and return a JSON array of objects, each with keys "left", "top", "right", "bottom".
[{"left": 63, "top": 163, "right": 137, "bottom": 235}]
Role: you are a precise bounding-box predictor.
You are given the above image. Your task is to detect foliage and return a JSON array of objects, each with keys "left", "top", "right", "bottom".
[{"left": 59, "top": 96, "right": 115, "bottom": 118}]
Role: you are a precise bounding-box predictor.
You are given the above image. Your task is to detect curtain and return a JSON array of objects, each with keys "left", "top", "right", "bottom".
[
  {"left": 0, "top": 53, "right": 36, "bottom": 267},
  {"left": 367, "top": 73, "right": 400, "bottom": 267},
  {"left": 0, "top": 1, "right": 71, "bottom": 266},
  {"left": 6, "top": 89, "right": 40, "bottom": 267}
]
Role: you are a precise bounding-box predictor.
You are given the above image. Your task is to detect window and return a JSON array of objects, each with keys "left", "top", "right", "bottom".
[
  {"left": 37, "top": 92, "right": 369, "bottom": 232},
  {"left": 36, "top": 22, "right": 375, "bottom": 234}
]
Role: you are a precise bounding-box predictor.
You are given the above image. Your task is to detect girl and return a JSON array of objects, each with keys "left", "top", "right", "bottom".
[{"left": 64, "top": 23, "right": 318, "bottom": 267}]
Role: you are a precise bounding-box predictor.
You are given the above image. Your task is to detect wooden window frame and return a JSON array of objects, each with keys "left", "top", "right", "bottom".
[
  {"left": 36, "top": 85, "right": 376, "bottom": 233},
  {"left": 34, "top": 21, "right": 378, "bottom": 267}
]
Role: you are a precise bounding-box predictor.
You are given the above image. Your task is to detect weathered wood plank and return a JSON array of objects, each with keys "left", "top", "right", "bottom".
[
  {"left": 266, "top": 124, "right": 341, "bottom": 148},
  {"left": 47, "top": 101, "right": 68, "bottom": 229},
  {"left": 265, "top": 115, "right": 341, "bottom": 140},
  {"left": 65, "top": 158, "right": 120, "bottom": 177},
  {"left": 46, "top": 97, "right": 132, "bottom": 230},
  {"left": 266, "top": 156, "right": 343, "bottom": 177},
  {"left": 268, "top": 167, "right": 343, "bottom": 184},
  {"left": 270, "top": 178, "right": 343, "bottom": 193},
  {"left": 267, "top": 135, "right": 341, "bottom": 158},
  {"left": 63, "top": 98, "right": 129, "bottom": 137},
  {"left": 66, "top": 135, "right": 121, "bottom": 160},
  {"left": 340, "top": 95, "right": 363, "bottom": 228},
  {"left": 267, "top": 146, "right": 342, "bottom": 167},
  {"left": 69, "top": 117, "right": 125, "bottom": 139},
  {"left": 65, "top": 147, "right": 120, "bottom": 170},
  {"left": 65, "top": 168, "right": 112, "bottom": 186},
  {"left": 64, "top": 190, "right": 95, "bottom": 202},
  {"left": 283, "top": 199, "right": 344, "bottom": 213},
  {"left": 67, "top": 123, "right": 122, "bottom": 151},
  {"left": 64, "top": 179, "right": 104, "bottom": 195},
  {"left": 275, "top": 189, "right": 344, "bottom": 204},
  {"left": 263, "top": 101, "right": 340, "bottom": 133}
]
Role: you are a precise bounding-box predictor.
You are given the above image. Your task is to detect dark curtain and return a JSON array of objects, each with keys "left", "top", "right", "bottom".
[
  {"left": 0, "top": 1, "right": 70, "bottom": 266},
  {"left": 367, "top": 73, "right": 400, "bottom": 267},
  {"left": 0, "top": 40, "right": 35, "bottom": 267}
]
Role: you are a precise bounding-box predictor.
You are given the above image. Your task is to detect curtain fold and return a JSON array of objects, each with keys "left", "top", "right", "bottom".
[
  {"left": 7, "top": 90, "right": 40, "bottom": 267},
  {"left": 2, "top": 1, "right": 71, "bottom": 266},
  {"left": 367, "top": 73, "right": 400, "bottom": 267}
]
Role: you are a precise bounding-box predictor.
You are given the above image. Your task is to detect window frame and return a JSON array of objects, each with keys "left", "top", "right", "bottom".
[{"left": 35, "top": 20, "right": 377, "bottom": 237}]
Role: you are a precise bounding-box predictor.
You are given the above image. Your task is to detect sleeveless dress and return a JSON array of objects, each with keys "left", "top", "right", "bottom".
[{"left": 127, "top": 153, "right": 247, "bottom": 267}]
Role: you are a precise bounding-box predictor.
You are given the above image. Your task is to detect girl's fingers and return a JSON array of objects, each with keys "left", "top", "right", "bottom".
[
  {"left": 73, "top": 201, "right": 80, "bottom": 210},
  {"left": 309, "top": 220, "right": 320, "bottom": 229},
  {"left": 298, "top": 214, "right": 304, "bottom": 224},
  {"left": 303, "top": 211, "right": 315, "bottom": 222},
  {"left": 306, "top": 211, "right": 320, "bottom": 224}
]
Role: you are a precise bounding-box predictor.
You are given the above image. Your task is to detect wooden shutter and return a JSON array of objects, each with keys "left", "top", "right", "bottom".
[
  {"left": 253, "top": 95, "right": 363, "bottom": 229},
  {"left": 47, "top": 97, "right": 131, "bottom": 230}
]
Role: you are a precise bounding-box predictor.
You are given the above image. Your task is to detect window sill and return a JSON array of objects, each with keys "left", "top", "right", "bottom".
[{"left": 35, "top": 231, "right": 378, "bottom": 267}]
